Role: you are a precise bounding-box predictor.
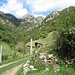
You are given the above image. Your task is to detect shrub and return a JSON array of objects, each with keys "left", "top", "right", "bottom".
[{"left": 2, "top": 55, "right": 8, "bottom": 60}]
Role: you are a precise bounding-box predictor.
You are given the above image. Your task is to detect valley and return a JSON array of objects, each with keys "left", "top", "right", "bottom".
[{"left": 0, "top": 6, "right": 75, "bottom": 75}]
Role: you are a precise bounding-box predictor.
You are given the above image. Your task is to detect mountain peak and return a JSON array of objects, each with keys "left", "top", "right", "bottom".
[
  {"left": 0, "top": 11, "right": 4, "bottom": 14},
  {"left": 20, "top": 14, "right": 44, "bottom": 25},
  {"left": 51, "top": 10, "right": 59, "bottom": 16},
  {"left": 21, "top": 14, "right": 34, "bottom": 19}
]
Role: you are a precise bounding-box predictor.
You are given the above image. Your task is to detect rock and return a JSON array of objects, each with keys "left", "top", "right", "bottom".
[
  {"left": 55, "top": 59, "right": 58, "bottom": 62},
  {"left": 53, "top": 64, "right": 60, "bottom": 73},
  {"left": 21, "top": 14, "right": 44, "bottom": 29},
  {"left": 39, "top": 53, "right": 46, "bottom": 60},
  {"left": 30, "top": 65, "right": 34, "bottom": 69},
  {"left": 23, "top": 60, "right": 30, "bottom": 68},
  {"left": 46, "top": 11, "right": 59, "bottom": 22},
  {"left": 43, "top": 59, "right": 47, "bottom": 63},
  {"left": 23, "top": 60, "right": 37, "bottom": 75},
  {"left": 23, "top": 63, "right": 28, "bottom": 67},
  {"left": 26, "top": 60, "right": 30, "bottom": 64},
  {"left": 52, "top": 11, "right": 59, "bottom": 16},
  {"left": 35, "top": 51, "right": 38, "bottom": 53},
  {"left": 23, "top": 60, "right": 30, "bottom": 75},
  {"left": 23, "top": 67, "right": 30, "bottom": 75},
  {"left": 48, "top": 54, "right": 53, "bottom": 59},
  {"left": 29, "top": 65, "right": 37, "bottom": 71},
  {"left": 43, "top": 59, "right": 48, "bottom": 65},
  {"left": 65, "top": 59, "right": 75, "bottom": 65},
  {"left": 39, "top": 55, "right": 46, "bottom": 60},
  {"left": 32, "top": 68, "right": 37, "bottom": 71},
  {"left": 40, "top": 53, "right": 46, "bottom": 56},
  {"left": 45, "top": 67, "right": 49, "bottom": 71},
  {"left": 47, "top": 60, "right": 53, "bottom": 64}
]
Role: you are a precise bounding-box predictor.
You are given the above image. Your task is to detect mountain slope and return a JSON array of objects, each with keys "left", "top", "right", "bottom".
[
  {"left": 0, "top": 11, "right": 20, "bottom": 26},
  {"left": 0, "top": 6, "right": 75, "bottom": 47},
  {"left": 0, "top": 12, "right": 44, "bottom": 46},
  {"left": 17, "top": 14, "right": 44, "bottom": 32},
  {"left": 41, "top": 6, "right": 75, "bottom": 32},
  {"left": 0, "top": 6, "right": 75, "bottom": 75}
]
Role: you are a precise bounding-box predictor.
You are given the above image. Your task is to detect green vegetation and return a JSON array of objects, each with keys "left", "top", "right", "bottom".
[
  {"left": 0, "top": 6, "right": 75, "bottom": 75},
  {"left": 0, "top": 42, "right": 14, "bottom": 55},
  {"left": 56, "top": 27, "right": 75, "bottom": 61},
  {"left": 27, "top": 62, "right": 75, "bottom": 75},
  {"left": 0, "top": 42, "right": 14, "bottom": 62},
  {"left": 16, "top": 65, "right": 24, "bottom": 75},
  {"left": 0, "top": 57, "right": 29, "bottom": 75},
  {"left": 0, "top": 42, "right": 30, "bottom": 65},
  {"left": 26, "top": 32, "right": 56, "bottom": 47}
]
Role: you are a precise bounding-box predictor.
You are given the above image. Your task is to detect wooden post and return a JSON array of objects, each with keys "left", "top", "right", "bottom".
[
  {"left": 0, "top": 45, "right": 2, "bottom": 63},
  {"left": 30, "top": 39, "right": 32, "bottom": 55}
]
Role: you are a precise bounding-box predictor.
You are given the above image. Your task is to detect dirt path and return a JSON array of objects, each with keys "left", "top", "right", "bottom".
[
  {"left": 0, "top": 58, "right": 25, "bottom": 69},
  {"left": 2, "top": 64, "right": 23, "bottom": 75}
]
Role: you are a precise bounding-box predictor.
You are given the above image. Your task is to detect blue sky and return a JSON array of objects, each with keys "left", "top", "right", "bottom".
[{"left": 0, "top": 0, "right": 75, "bottom": 18}]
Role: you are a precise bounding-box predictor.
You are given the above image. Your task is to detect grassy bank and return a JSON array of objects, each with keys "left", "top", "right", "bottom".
[
  {"left": 26, "top": 32, "right": 56, "bottom": 47},
  {"left": 0, "top": 56, "right": 30, "bottom": 75}
]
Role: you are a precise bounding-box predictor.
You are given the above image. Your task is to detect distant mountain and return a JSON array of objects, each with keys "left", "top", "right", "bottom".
[
  {"left": 0, "top": 6, "right": 75, "bottom": 45},
  {"left": 44, "top": 10, "right": 59, "bottom": 22},
  {"left": 0, "top": 11, "right": 20, "bottom": 26},
  {"left": 0, "top": 12, "right": 44, "bottom": 45},
  {"left": 0, "top": 12, "right": 44, "bottom": 30},
  {"left": 40, "top": 6, "right": 75, "bottom": 32},
  {"left": 18, "top": 14, "right": 44, "bottom": 31},
  {"left": 21, "top": 14, "right": 44, "bottom": 25}
]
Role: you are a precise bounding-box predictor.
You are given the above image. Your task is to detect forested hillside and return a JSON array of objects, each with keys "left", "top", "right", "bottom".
[
  {"left": 39, "top": 6, "right": 75, "bottom": 61},
  {"left": 0, "top": 6, "right": 75, "bottom": 75},
  {"left": 0, "top": 6, "right": 75, "bottom": 62},
  {"left": 0, "top": 12, "right": 44, "bottom": 47}
]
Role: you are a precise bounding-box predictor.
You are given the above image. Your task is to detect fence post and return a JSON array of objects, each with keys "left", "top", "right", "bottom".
[
  {"left": 30, "top": 39, "right": 32, "bottom": 55},
  {"left": 0, "top": 45, "right": 2, "bottom": 63}
]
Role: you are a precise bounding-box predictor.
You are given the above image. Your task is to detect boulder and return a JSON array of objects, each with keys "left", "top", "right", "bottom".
[
  {"left": 39, "top": 55, "right": 46, "bottom": 60},
  {"left": 30, "top": 65, "right": 37, "bottom": 71},
  {"left": 23, "top": 63, "right": 29, "bottom": 67},
  {"left": 40, "top": 53, "right": 46, "bottom": 56},
  {"left": 45, "top": 67, "right": 49, "bottom": 71},
  {"left": 35, "top": 51, "right": 38, "bottom": 53},
  {"left": 26, "top": 60, "right": 30, "bottom": 64},
  {"left": 23, "top": 67, "right": 30, "bottom": 75},
  {"left": 31, "top": 68, "right": 37, "bottom": 71},
  {"left": 39, "top": 53, "right": 46, "bottom": 60},
  {"left": 53, "top": 64, "right": 60, "bottom": 73},
  {"left": 30, "top": 65, "right": 34, "bottom": 69},
  {"left": 48, "top": 54, "right": 53, "bottom": 59}
]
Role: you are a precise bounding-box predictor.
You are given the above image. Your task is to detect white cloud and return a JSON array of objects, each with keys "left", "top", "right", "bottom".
[
  {"left": 15, "top": 9, "right": 27, "bottom": 17},
  {"left": 0, "top": 0, "right": 75, "bottom": 17},
  {"left": 0, "top": 0, "right": 28, "bottom": 17},
  {"left": 26, "top": 0, "right": 75, "bottom": 12},
  {"left": 32, "top": 13, "right": 46, "bottom": 17}
]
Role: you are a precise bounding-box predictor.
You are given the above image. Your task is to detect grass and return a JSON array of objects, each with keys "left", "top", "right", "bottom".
[
  {"left": 26, "top": 62, "right": 75, "bottom": 75},
  {"left": 16, "top": 64, "right": 24, "bottom": 75},
  {"left": 18, "top": 31, "right": 75, "bottom": 75},
  {"left": 0, "top": 55, "right": 28, "bottom": 65},
  {"left": 1, "top": 31, "right": 74, "bottom": 75},
  {"left": 0, "top": 41, "right": 30, "bottom": 65},
  {"left": 26, "top": 32, "right": 56, "bottom": 47},
  {"left": 0, "top": 42, "right": 14, "bottom": 64},
  {"left": 0, "top": 42, "right": 14, "bottom": 56},
  {"left": 0, "top": 55, "right": 30, "bottom": 75}
]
